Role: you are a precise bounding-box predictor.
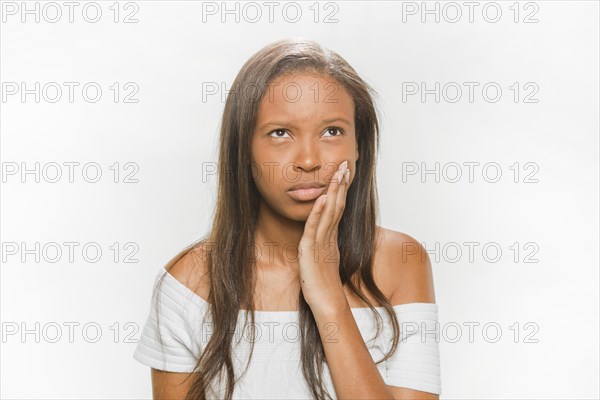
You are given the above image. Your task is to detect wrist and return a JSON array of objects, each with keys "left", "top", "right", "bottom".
[{"left": 309, "top": 295, "right": 350, "bottom": 320}]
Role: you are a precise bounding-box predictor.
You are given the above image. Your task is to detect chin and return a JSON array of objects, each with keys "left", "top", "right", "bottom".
[
  {"left": 260, "top": 195, "right": 311, "bottom": 222},
  {"left": 285, "top": 206, "right": 311, "bottom": 222},
  {"left": 284, "top": 200, "right": 317, "bottom": 221}
]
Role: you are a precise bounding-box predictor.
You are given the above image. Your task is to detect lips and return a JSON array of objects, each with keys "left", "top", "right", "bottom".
[{"left": 287, "top": 182, "right": 326, "bottom": 202}]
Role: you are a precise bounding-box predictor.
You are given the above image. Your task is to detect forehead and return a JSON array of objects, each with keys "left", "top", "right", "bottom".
[{"left": 255, "top": 72, "right": 355, "bottom": 125}]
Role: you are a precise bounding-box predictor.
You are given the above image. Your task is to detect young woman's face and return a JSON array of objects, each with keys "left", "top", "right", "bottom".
[{"left": 251, "top": 72, "right": 359, "bottom": 221}]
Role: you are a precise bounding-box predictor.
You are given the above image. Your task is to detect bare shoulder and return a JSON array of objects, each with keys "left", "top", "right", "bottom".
[
  {"left": 374, "top": 226, "right": 436, "bottom": 305},
  {"left": 165, "top": 241, "right": 212, "bottom": 301}
]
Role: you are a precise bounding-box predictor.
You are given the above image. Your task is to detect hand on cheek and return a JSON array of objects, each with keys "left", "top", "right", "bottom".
[{"left": 297, "top": 160, "right": 351, "bottom": 315}]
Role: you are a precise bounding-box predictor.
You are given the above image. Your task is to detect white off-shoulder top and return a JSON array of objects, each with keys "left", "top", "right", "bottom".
[{"left": 133, "top": 268, "right": 442, "bottom": 399}]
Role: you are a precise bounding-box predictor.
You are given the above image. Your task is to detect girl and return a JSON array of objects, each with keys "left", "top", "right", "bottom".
[{"left": 134, "top": 38, "right": 441, "bottom": 400}]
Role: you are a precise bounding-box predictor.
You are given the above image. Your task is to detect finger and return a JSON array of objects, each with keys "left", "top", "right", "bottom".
[
  {"left": 318, "top": 168, "right": 343, "bottom": 241},
  {"left": 331, "top": 168, "right": 350, "bottom": 236},
  {"left": 302, "top": 194, "right": 328, "bottom": 243}
]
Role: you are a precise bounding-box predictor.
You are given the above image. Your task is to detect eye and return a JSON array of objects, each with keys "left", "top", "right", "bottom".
[
  {"left": 323, "top": 126, "right": 344, "bottom": 137},
  {"left": 268, "top": 129, "right": 290, "bottom": 138}
]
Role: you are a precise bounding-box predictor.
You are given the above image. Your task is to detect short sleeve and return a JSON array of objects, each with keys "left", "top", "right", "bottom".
[
  {"left": 384, "top": 302, "right": 442, "bottom": 394},
  {"left": 133, "top": 268, "right": 207, "bottom": 373}
]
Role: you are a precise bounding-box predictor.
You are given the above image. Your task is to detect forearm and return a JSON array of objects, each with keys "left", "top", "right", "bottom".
[{"left": 313, "top": 302, "right": 395, "bottom": 400}]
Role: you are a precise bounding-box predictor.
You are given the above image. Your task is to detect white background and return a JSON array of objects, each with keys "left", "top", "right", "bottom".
[{"left": 1, "top": 1, "right": 598, "bottom": 399}]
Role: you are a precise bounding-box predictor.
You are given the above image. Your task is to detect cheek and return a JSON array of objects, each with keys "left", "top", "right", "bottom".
[
  {"left": 252, "top": 166, "right": 283, "bottom": 199},
  {"left": 251, "top": 156, "right": 295, "bottom": 189},
  {"left": 253, "top": 174, "right": 291, "bottom": 215}
]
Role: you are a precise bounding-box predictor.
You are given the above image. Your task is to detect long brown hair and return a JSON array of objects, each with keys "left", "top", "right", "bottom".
[{"left": 152, "top": 37, "right": 401, "bottom": 400}]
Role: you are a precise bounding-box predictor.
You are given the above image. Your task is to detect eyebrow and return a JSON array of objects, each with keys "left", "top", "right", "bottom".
[{"left": 257, "top": 117, "right": 352, "bottom": 132}]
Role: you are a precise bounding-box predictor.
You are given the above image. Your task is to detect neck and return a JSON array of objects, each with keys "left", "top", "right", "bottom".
[{"left": 253, "top": 199, "right": 305, "bottom": 271}]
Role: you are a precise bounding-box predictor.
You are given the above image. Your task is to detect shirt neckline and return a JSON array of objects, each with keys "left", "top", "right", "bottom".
[{"left": 161, "top": 267, "right": 437, "bottom": 315}]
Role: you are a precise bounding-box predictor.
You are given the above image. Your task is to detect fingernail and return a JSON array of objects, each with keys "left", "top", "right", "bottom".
[
  {"left": 337, "top": 170, "right": 344, "bottom": 183},
  {"left": 338, "top": 160, "right": 348, "bottom": 171},
  {"left": 344, "top": 169, "right": 350, "bottom": 184}
]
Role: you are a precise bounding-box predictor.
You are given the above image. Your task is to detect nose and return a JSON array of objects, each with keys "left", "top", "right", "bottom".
[{"left": 292, "top": 139, "right": 321, "bottom": 173}]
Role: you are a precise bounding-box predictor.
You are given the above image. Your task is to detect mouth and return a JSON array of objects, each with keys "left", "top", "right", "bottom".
[{"left": 287, "top": 186, "right": 326, "bottom": 202}]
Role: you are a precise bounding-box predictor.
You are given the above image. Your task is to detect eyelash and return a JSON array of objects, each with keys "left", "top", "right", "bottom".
[{"left": 268, "top": 126, "right": 345, "bottom": 138}]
